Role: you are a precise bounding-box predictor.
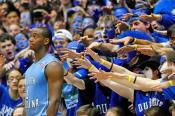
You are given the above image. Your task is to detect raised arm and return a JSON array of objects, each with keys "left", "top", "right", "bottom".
[{"left": 93, "top": 71, "right": 161, "bottom": 92}]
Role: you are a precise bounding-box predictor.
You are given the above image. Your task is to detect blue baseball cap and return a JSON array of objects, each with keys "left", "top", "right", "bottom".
[{"left": 67, "top": 41, "right": 85, "bottom": 53}]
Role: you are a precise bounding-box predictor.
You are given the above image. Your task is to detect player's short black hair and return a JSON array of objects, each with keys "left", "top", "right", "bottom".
[{"left": 37, "top": 27, "right": 53, "bottom": 46}]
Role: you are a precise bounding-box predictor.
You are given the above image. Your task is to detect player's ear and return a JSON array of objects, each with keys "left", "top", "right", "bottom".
[{"left": 44, "top": 38, "right": 50, "bottom": 45}]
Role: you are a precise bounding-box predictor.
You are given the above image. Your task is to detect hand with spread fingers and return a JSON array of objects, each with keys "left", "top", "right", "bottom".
[
  {"left": 115, "top": 21, "right": 129, "bottom": 34},
  {"left": 58, "top": 48, "right": 83, "bottom": 61},
  {"left": 3, "top": 61, "right": 15, "bottom": 71},
  {"left": 122, "top": 13, "right": 133, "bottom": 21},
  {"left": 84, "top": 48, "right": 100, "bottom": 62},
  {"left": 137, "top": 47, "right": 157, "bottom": 56},
  {"left": 89, "top": 70, "right": 112, "bottom": 82},
  {"left": 88, "top": 42, "right": 101, "bottom": 49},
  {"left": 72, "top": 58, "right": 91, "bottom": 69},
  {"left": 109, "top": 36, "right": 133, "bottom": 45},
  {"left": 140, "top": 14, "right": 161, "bottom": 22},
  {"left": 117, "top": 45, "right": 135, "bottom": 54}
]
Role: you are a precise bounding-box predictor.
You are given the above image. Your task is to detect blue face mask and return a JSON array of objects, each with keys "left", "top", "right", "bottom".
[
  {"left": 15, "top": 33, "right": 28, "bottom": 51},
  {"left": 104, "top": 28, "right": 116, "bottom": 39}
]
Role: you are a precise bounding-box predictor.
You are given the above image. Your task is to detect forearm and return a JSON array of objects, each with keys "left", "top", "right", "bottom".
[
  {"left": 110, "top": 73, "right": 160, "bottom": 91},
  {"left": 47, "top": 98, "right": 59, "bottom": 116},
  {"left": 101, "top": 59, "right": 139, "bottom": 76},
  {"left": 99, "top": 43, "right": 118, "bottom": 53},
  {"left": 64, "top": 76, "right": 85, "bottom": 90},
  {"left": 134, "top": 38, "right": 152, "bottom": 45}
]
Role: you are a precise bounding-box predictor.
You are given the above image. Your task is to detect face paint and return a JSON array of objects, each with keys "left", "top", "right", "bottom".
[
  {"left": 143, "top": 67, "right": 153, "bottom": 79},
  {"left": 72, "top": 16, "right": 83, "bottom": 34},
  {"left": 104, "top": 27, "right": 116, "bottom": 39},
  {"left": 103, "top": 22, "right": 116, "bottom": 39},
  {"left": 15, "top": 33, "right": 28, "bottom": 51}
]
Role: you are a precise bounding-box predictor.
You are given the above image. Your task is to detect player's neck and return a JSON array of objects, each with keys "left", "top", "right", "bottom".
[{"left": 34, "top": 48, "right": 48, "bottom": 62}]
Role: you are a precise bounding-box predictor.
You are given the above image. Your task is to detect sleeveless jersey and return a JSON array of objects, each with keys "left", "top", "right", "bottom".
[{"left": 25, "top": 53, "right": 58, "bottom": 116}]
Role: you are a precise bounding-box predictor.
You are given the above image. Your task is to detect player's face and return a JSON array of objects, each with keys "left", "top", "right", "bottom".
[
  {"left": 0, "top": 40, "right": 16, "bottom": 61},
  {"left": 8, "top": 70, "right": 22, "bottom": 91},
  {"left": 29, "top": 28, "right": 45, "bottom": 51},
  {"left": 18, "top": 79, "right": 26, "bottom": 99}
]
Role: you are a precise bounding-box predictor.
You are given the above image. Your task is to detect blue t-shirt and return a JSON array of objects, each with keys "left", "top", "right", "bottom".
[
  {"left": 0, "top": 85, "right": 22, "bottom": 116},
  {"left": 134, "top": 90, "right": 170, "bottom": 116},
  {"left": 163, "top": 86, "right": 175, "bottom": 100}
]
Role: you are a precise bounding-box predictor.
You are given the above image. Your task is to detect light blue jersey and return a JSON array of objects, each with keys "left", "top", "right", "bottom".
[{"left": 25, "top": 53, "right": 58, "bottom": 116}]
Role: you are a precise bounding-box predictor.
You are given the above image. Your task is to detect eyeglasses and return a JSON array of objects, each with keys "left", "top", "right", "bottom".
[{"left": 8, "top": 76, "right": 22, "bottom": 82}]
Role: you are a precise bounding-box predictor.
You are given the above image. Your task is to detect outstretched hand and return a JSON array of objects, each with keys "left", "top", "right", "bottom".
[
  {"left": 109, "top": 37, "right": 132, "bottom": 45},
  {"left": 117, "top": 45, "right": 135, "bottom": 54},
  {"left": 140, "top": 14, "right": 161, "bottom": 22},
  {"left": 72, "top": 58, "right": 91, "bottom": 69},
  {"left": 58, "top": 48, "right": 82, "bottom": 61},
  {"left": 137, "top": 48, "right": 156, "bottom": 56},
  {"left": 89, "top": 70, "right": 112, "bottom": 83},
  {"left": 84, "top": 48, "right": 100, "bottom": 62}
]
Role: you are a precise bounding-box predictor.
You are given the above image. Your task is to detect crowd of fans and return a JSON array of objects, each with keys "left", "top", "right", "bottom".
[{"left": 1, "top": 0, "right": 175, "bottom": 116}]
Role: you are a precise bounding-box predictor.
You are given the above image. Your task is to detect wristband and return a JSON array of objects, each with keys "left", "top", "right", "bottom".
[
  {"left": 100, "top": 59, "right": 105, "bottom": 65},
  {"left": 109, "top": 62, "right": 114, "bottom": 71},
  {"left": 133, "top": 76, "right": 137, "bottom": 84},
  {"left": 88, "top": 65, "right": 94, "bottom": 71},
  {"left": 168, "top": 80, "right": 175, "bottom": 86},
  {"left": 128, "top": 75, "right": 133, "bottom": 83}
]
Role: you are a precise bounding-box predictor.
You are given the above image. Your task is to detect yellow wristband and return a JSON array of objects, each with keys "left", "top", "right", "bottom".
[
  {"left": 168, "top": 80, "right": 175, "bottom": 86},
  {"left": 128, "top": 75, "right": 132, "bottom": 83},
  {"left": 100, "top": 59, "right": 105, "bottom": 65},
  {"left": 88, "top": 65, "right": 94, "bottom": 71}
]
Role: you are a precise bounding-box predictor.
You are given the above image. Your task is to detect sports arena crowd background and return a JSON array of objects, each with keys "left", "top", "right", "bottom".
[{"left": 1, "top": 0, "right": 175, "bottom": 116}]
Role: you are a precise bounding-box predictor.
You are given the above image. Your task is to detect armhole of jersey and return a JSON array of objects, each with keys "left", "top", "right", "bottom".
[{"left": 44, "top": 61, "right": 58, "bottom": 81}]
